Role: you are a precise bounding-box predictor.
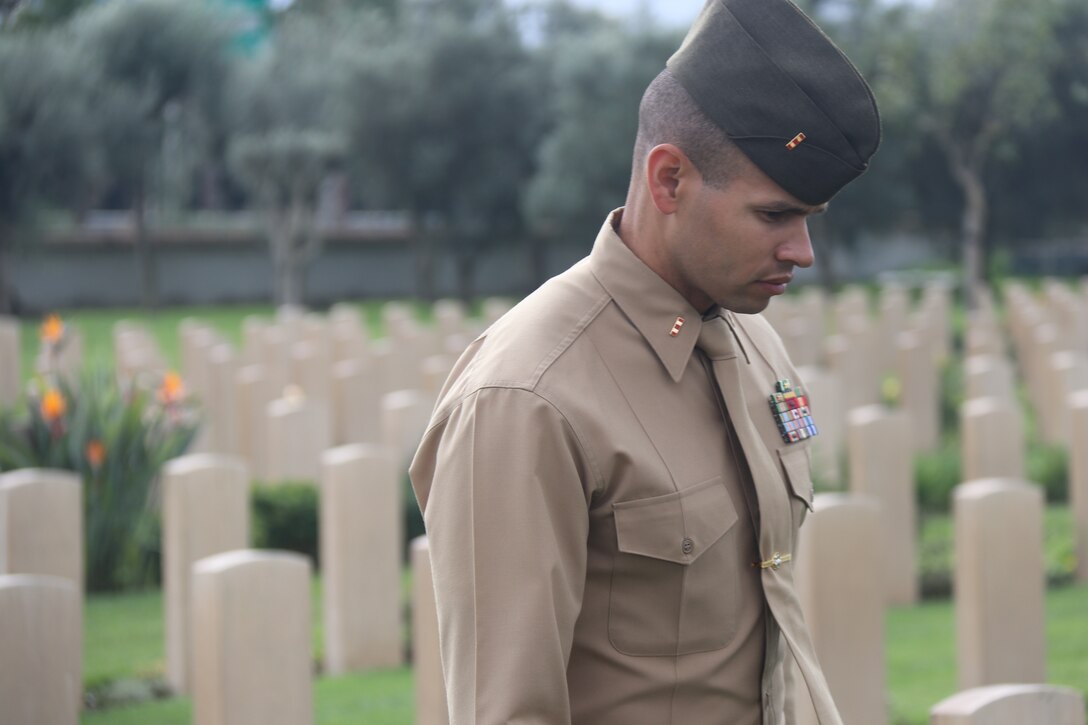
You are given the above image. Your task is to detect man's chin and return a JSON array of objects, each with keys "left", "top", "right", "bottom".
[{"left": 717, "top": 298, "right": 771, "bottom": 315}]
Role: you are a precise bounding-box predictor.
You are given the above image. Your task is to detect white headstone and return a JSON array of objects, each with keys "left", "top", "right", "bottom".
[
  {"left": 961, "top": 397, "right": 1025, "bottom": 482},
  {"left": 265, "top": 393, "right": 331, "bottom": 483},
  {"left": 897, "top": 329, "right": 940, "bottom": 452},
  {"left": 162, "top": 454, "right": 250, "bottom": 694},
  {"left": 191, "top": 550, "right": 313, "bottom": 725},
  {"left": 382, "top": 390, "right": 432, "bottom": 477},
  {"left": 953, "top": 479, "right": 1046, "bottom": 689},
  {"left": 0, "top": 575, "right": 81, "bottom": 725},
  {"left": 411, "top": 537, "right": 449, "bottom": 725},
  {"left": 847, "top": 406, "right": 918, "bottom": 604},
  {"left": 1070, "top": 390, "right": 1088, "bottom": 584},
  {"left": 930, "top": 684, "right": 1085, "bottom": 725},
  {"left": 0, "top": 469, "right": 83, "bottom": 588},
  {"left": 320, "top": 445, "right": 403, "bottom": 674},
  {"left": 793, "top": 493, "right": 886, "bottom": 725}
]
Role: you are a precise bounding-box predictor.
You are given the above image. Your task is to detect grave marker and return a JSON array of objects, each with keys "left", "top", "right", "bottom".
[
  {"left": 930, "top": 684, "right": 1084, "bottom": 725},
  {"left": 192, "top": 550, "right": 313, "bottom": 725},
  {"left": 793, "top": 493, "right": 886, "bottom": 725},
  {"left": 411, "top": 537, "right": 449, "bottom": 725},
  {"left": 954, "top": 479, "right": 1046, "bottom": 689},
  {"left": 162, "top": 454, "right": 250, "bottom": 694},
  {"left": 847, "top": 406, "right": 917, "bottom": 604},
  {"left": 320, "top": 445, "right": 402, "bottom": 674},
  {"left": 961, "top": 397, "right": 1025, "bottom": 482},
  {"left": 0, "top": 575, "right": 81, "bottom": 725},
  {"left": 0, "top": 469, "right": 83, "bottom": 588}
]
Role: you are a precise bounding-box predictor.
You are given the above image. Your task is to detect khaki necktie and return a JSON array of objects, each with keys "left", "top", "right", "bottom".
[{"left": 697, "top": 314, "right": 843, "bottom": 725}]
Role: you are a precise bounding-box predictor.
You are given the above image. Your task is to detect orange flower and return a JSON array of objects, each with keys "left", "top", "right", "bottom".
[
  {"left": 40, "top": 314, "right": 65, "bottom": 344},
  {"left": 40, "top": 389, "right": 67, "bottom": 422},
  {"left": 158, "top": 371, "right": 185, "bottom": 405},
  {"left": 86, "top": 440, "right": 106, "bottom": 469}
]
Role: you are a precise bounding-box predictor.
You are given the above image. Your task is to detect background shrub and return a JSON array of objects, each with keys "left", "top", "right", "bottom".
[
  {"left": 0, "top": 365, "right": 198, "bottom": 591},
  {"left": 251, "top": 483, "right": 320, "bottom": 567}
]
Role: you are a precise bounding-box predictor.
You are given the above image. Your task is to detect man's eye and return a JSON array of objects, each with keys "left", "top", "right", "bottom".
[{"left": 760, "top": 210, "right": 787, "bottom": 223}]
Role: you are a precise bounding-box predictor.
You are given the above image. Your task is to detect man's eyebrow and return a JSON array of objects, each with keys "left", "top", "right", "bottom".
[{"left": 758, "top": 201, "right": 829, "bottom": 215}]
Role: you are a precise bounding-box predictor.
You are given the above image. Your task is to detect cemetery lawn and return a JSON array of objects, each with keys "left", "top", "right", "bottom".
[{"left": 82, "top": 579, "right": 1088, "bottom": 725}]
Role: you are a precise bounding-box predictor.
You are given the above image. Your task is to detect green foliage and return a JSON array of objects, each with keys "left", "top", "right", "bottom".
[
  {"left": 0, "top": 362, "right": 198, "bottom": 591},
  {"left": 523, "top": 22, "right": 680, "bottom": 238},
  {"left": 913, "top": 441, "right": 962, "bottom": 515},
  {"left": 251, "top": 482, "right": 320, "bottom": 567},
  {"left": 1028, "top": 442, "right": 1070, "bottom": 505},
  {"left": 0, "top": 27, "right": 107, "bottom": 226}
]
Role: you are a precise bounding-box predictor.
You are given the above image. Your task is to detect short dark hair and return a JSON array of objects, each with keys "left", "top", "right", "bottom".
[{"left": 632, "top": 69, "right": 742, "bottom": 189}]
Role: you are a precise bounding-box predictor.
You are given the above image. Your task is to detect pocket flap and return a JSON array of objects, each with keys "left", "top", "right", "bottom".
[
  {"left": 778, "top": 446, "right": 814, "bottom": 511},
  {"left": 613, "top": 477, "right": 739, "bottom": 564}
]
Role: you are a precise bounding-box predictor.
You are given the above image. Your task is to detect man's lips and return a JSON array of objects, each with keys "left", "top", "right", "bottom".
[{"left": 758, "top": 275, "right": 793, "bottom": 293}]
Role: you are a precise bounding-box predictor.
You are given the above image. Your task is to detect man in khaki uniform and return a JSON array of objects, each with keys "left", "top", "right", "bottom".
[{"left": 409, "top": 0, "right": 880, "bottom": 723}]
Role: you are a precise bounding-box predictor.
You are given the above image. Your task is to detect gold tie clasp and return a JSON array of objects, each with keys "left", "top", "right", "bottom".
[{"left": 757, "top": 552, "right": 792, "bottom": 570}]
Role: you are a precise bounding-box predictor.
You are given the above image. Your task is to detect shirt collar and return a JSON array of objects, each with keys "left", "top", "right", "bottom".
[{"left": 589, "top": 209, "right": 706, "bottom": 383}]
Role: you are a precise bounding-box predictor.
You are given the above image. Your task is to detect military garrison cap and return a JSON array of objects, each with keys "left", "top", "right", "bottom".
[{"left": 667, "top": 0, "right": 881, "bottom": 205}]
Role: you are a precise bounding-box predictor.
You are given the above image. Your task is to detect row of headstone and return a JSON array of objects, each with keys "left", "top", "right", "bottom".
[
  {"left": 1003, "top": 281, "right": 1088, "bottom": 449},
  {"left": 965, "top": 281, "right": 1088, "bottom": 586},
  {"left": 161, "top": 445, "right": 406, "bottom": 698},
  {"left": 0, "top": 470, "right": 84, "bottom": 724},
  {"left": 791, "top": 477, "right": 1080, "bottom": 724},
  {"left": 156, "top": 300, "right": 490, "bottom": 483},
  {"left": 0, "top": 457, "right": 444, "bottom": 725},
  {"left": 766, "top": 280, "right": 952, "bottom": 485}
]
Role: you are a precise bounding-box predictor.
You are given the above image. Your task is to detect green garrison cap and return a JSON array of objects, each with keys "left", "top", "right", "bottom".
[{"left": 667, "top": 0, "right": 881, "bottom": 205}]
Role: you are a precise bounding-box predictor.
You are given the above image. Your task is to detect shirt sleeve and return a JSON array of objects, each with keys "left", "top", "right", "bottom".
[{"left": 409, "top": 385, "right": 593, "bottom": 725}]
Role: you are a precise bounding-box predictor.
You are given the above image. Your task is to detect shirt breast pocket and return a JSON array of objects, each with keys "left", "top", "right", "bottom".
[{"left": 608, "top": 476, "right": 740, "bottom": 656}]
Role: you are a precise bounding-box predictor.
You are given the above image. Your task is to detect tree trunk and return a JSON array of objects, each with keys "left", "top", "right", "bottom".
[
  {"left": 0, "top": 227, "right": 13, "bottom": 315},
  {"left": 133, "top": 183, "right": 158, "bottom": 310},
  {"left": 411, "top": 212, "right": 437, "bottom": 302},
  {"left": 528, "top": 232, "right": 549, "bottom": 289},
  {"left": 278, "top": 254, "right": 304, "bottom": 307},
  {"left": 454, "top": 242, "right": 476, "bottom": 305},
  {"left": 954, "top": 163, "right": 988, "bottom": 311},
  {"left": 934, "top": 125, "right": 990, "bottom": 312}
]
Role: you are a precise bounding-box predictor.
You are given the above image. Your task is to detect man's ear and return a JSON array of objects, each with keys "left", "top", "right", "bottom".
[{"left": 645, "top": 144, "right": 697, "bottom": 214}]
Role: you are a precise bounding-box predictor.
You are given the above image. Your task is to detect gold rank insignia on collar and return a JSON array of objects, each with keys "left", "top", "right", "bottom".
[{"left": 768, "top": 378, "right": 818, "bottom": 444}]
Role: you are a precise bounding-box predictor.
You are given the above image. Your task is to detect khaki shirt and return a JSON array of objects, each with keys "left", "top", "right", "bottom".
[{"left": 410, "top": 211, "right": 822, "bottom": 725}]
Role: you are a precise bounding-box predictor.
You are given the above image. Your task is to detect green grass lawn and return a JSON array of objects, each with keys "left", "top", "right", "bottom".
[{"left": 82, "top": 577, "right": 1088, "bottom": 724}]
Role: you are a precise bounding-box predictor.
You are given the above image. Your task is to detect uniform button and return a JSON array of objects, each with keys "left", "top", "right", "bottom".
[{"left": 681, "top": 537, "right": 694, "bottom": 555}]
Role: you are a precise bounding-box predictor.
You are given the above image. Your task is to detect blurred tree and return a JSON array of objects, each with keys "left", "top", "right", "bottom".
[
  {"left": 523, "top": 22, "right": 679, "bottom": 244},
  {"left": 985, "top": 0, "right": 1088, "bottom": 245},
  {"left": 882, "top": 0, "right": 1063, "bottom": 305},
  {"left": 229, "top": 132, "right": 346, "bottom": 305},
  {"left": 805, "top": 0, "right": 926, "bottom": 289},
  {"left": 345, "top": 1, "right": 542, "bottom": 301},
  {"left": 284, "top": 0, "right": 397, "bottom": 18},
  {"left": 73, "top": 0, "right": 235, "bottom": 309},
  {"left": 1, "top": 0, "right": 91, "bottom": 30},
  {"left": 227, "top": 10, "right": 361, "bottom": 305},
  {"left": 0, "top": 29, "right": 111, "bottom": 313}
]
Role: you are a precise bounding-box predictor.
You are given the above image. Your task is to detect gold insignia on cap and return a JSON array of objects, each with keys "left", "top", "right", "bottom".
[
  {"left": 786, "top": 132, "right": 806, "bottom": 150},
  {"left": 669, "top": 317, "right": 686, "bottom": 337}
]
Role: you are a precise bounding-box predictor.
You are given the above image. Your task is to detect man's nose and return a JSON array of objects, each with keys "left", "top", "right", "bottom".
[{"left": 777, "top": 220, "right": 815, "bottom": 269}]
